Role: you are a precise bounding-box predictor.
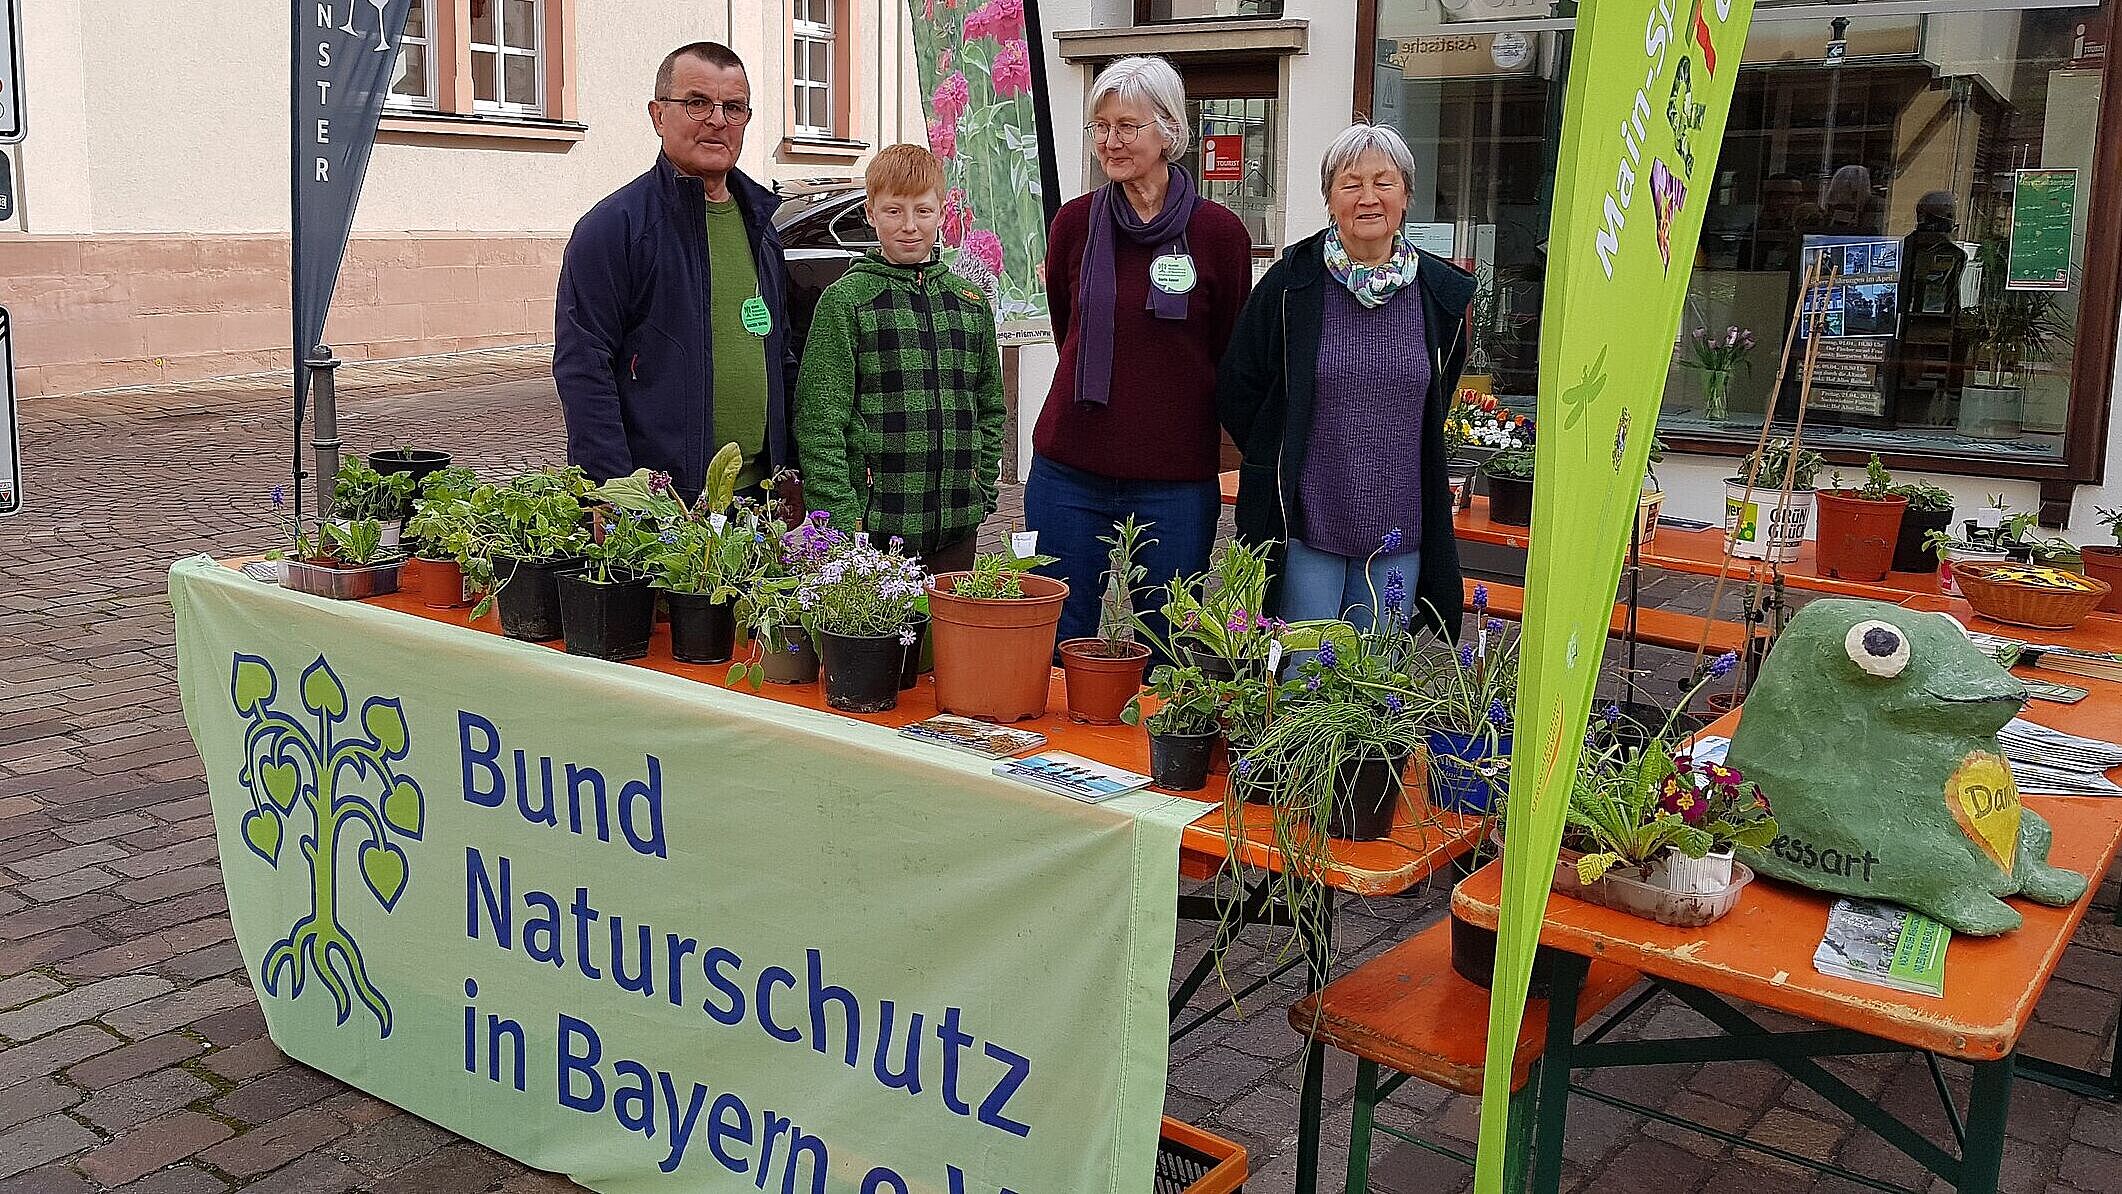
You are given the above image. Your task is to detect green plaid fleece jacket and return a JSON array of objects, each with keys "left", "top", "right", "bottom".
[{"left": 794, "top": 251, "right": 1007, "bottom": 553}]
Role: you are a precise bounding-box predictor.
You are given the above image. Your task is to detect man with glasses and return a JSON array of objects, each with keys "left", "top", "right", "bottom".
[{"left": 555, "top": 41, "right": 797, "bottom": 501}]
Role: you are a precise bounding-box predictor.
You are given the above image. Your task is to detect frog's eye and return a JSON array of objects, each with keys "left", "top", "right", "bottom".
[{"left": 1845, "top": 620, "right": 1909, "bottom": 678}]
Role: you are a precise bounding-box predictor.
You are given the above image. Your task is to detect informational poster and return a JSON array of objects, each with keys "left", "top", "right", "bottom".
[
  {"left": 906, "top": 0, "right": 1054, "bottom": 341},
  {"left": 2007, "top": 168, "right": 2077, "bottom": 291},
  {"left": 1405, "top": 221, "right": 1457, "bottom": 258},
  {"left": 1795, "top": 236, "right": 1896, "bottom": 417},
  {"left": 1200, "top": 135, "right": 1243, "bottom": 182}
]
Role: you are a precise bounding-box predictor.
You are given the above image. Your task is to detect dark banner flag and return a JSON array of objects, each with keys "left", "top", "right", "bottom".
[{"left": 292, "top": 0, "right": 412, "bottom": 424}]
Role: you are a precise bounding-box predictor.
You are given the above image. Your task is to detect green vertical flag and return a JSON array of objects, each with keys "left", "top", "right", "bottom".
[{"left": 1476, "top": 0, "right": 1757, "bottom": 1186}]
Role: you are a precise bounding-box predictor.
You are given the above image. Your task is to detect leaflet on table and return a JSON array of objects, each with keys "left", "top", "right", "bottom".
[
  {"left": 899, "top": 715, "right": 1047, "bottom": 759},
  {"left": 992, "top": 752, "right": 1152, "bottom": 803},
  {"left": 1813, "top": 898, "right": 1950, "bottom": 997},
  {"left": 1997, "top": 717, "right": 2122, "bottom": 796},
  {"left": 1967, "top": 632, "right": 2122, "bottom": 684}
]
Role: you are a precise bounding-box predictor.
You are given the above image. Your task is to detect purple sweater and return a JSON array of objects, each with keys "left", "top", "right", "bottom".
[{"left": 1298, "top": 283, "right": 1432, "bottom": 557}]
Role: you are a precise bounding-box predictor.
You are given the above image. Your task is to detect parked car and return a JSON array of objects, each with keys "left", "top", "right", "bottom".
[{"left": 774, "top": 180, "right": 874, "bottom": 353}]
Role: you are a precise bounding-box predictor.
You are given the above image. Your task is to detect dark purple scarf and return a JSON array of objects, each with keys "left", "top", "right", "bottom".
[{"left": 1074, "top": 164, "right": 1201, "bottom": 409}]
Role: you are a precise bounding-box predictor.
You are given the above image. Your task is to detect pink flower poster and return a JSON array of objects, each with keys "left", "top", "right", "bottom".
[{"left": 908, "top": 0, "right": 1052, "bottom": 341}]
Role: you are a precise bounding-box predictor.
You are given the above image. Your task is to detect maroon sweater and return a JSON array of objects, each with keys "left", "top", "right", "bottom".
[{"left": 1035, "top": 193, "right": 1253, "bottom": 481}]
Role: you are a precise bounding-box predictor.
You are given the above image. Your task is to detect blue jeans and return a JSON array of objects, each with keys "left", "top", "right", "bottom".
[
  {"left": 1024, "top": 455, "right": 1221, "bottom": 650},
  {"left": 1277, "top": 537, "right": 1422, "bottom": 630}
]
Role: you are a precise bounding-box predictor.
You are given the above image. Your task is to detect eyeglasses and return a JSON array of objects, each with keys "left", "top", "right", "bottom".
[
  {"left": 659, "top": 97, "right": 753, "bottom": 124},
  {"left": 1085, "top": 121, "right": 1150, "bottom": 146}
]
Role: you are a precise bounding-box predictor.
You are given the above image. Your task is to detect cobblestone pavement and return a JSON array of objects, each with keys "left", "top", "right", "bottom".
[{"left": 1, "top": 352, "right": 2118, "bottom": 1193}]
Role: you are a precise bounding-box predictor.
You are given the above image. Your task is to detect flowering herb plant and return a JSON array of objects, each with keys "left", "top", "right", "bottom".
[
  {"left": 1479, "top": 444, "right": 1536, "bottom": 481},
  {"left": 1445, "top": 389, "right": 1533, "bottom": 454},
  {"left": 952, "top": 551, "right": 1058, "bottom": 600},
  {"left": 1420, "top": 583, "right": 1519, "bottom": 744},
  {"left": 580, "top": 509, "right": 662, "bottom": 585},
  {"left": 795, "top": 534, "right": 928, "bottom": 640},
  {"left": 1157, "top": 539, "right": 1282, "bottom": 671}
]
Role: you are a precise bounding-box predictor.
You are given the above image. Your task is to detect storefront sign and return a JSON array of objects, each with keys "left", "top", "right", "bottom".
[
  {"left": 1813, "top": 387, "right": 1886, "bottom": 417},
  {"left": 0, "top": 305, "right": 16, "bottom": 517},
  {"left": 1477, "top": 0, "right": 1757, "bottom": 1183},
  {"left": 0, "top": 0, "right": 23, "bottom": 143},
  {"left": 1200, "top": 135, "right": 1243, "bottom": 182},
  {"left": 1382, "top": 33, "right": 1542, "bottom": 79},
  {"left": 172, "top": 561, "right": 1194, "bottom": 1192},
  {"left": 2007, "top": 168, "right": 2077, "bottom": 292}
]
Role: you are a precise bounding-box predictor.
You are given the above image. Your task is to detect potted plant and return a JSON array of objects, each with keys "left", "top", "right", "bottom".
[
  {"left": 556, "top": 506, "right": 660, "bottom": 662},
  {"left": 1961, "top": 241, "right": 2070, "bottom": 439},
  {"left": 1122, "top": 664, "right": 1224, "bottom": 792},
  {"left": 1724, "top": 438, "right": 1821, "bottom": 563},
  {"left": 330, "top": 457, "right": 417, "bottom": 549},
  {"left": 1680, "top": 323, "right": 1757, "bottom": 421},
  {"left": 1059, "top": 517, "right": 1155, "bottom": 724},
  {"left": 1637, "top": 437, "right": 1669, "bottom": 545},
  {"left": 797, "top": 534, "right": 927, "bottom": 713},
  {"left": 1161, "top": 539, "right": 1278, "bottom": 683},
  {"left": 926, "top": 551, "right": 1067, "bottom": 722},
  {"left": 282, "top": 516, "right": 405, "bottom": 600},
  {"left": 1925, "top": 528, "right": 2013, "bottom": 598},
  {"left": 368, "top": 446, "right": 454, "bottom": 521},
  {"left": 467, "top": 467, "right": 594, "bottom": 642},
  {"left": 1479, "top": 444, "right": 1536, "bottom": 527},
  {"left": 2000, "top": 510, "right": 2084, "bottom": 574},
  {"left": 2086, "top": 507, "right": 2122, "bottom": 613},
  {"left": 1814, "top": 456, "right": 1908, "bottom": 582},
  {"left": 1418, "top": 583, "right": 1517, "bottom": 814},
  {"left": 401, "top": 466, "right": 480, "bottom": 609},
  {"left": 1445, "top": 389, "right": 1531, "bottom": 513},
  {"left": 729, "top": 511, "right": 838, "bottom": 688},
  {"left": 600, "top": 448, "right": 763, "bottom": 665},
  {"left": 1887, "top": 480, "right": 1954, "bottom": 574}
]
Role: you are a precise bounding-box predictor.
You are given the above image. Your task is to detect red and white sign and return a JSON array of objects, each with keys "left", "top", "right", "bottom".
[{"left": 1200, "top": 135, "right": 1243, "bottom": 182}]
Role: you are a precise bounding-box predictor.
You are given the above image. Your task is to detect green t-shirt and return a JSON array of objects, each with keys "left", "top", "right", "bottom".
[{"left": 705, "top": 197, "right": 771, "bottom": 489}]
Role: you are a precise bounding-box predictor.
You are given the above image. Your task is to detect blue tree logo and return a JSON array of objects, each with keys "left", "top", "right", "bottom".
[{"left": 230, "top": 653, "right": 424, "bottom": 1038}]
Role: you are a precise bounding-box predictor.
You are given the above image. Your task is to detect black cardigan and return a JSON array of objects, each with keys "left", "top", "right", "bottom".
[{"left": 1214, "top": 229, "right": 1475, "bottom": 636}]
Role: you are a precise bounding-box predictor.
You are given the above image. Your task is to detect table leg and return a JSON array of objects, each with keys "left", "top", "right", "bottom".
[
  {"left": 1343, "top": 1058, "right": 1379, "bottom": 1194},
  {"left": 1294, "top": 898, "right": 1336, "bottom": 1194},
  {"left": 1959, "top": 1055, "right": 2014, "bottom": 1194},
  {"left": 1503, "top": 1063, "right": 1540, "bottom": 1194},
  {"left": 1530, "top": 953, "right": 1588, "bottom": 1194}
]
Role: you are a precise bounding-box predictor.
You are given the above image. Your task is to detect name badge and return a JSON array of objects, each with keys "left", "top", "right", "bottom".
[
  {"left": 740, "top": 295, "right": 772, "bottom": 336},
  {"left": 1150, "top": 254, "right": 1197, "bottom": 295}
]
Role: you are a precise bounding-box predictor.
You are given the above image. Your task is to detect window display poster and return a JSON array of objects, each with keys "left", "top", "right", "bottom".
[
  {"left": 2007, "top": 168, "right": 2076, "bottom": 291},
  {"left": 1799, "top": 236, "right": 1900, "bottom": 338}
]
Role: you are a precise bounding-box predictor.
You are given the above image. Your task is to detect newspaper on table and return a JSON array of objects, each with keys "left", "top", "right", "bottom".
[
  {"left": 993, "top": 752, "right": 1153, "bottom": 803},
  {"left": 898, "top": 715, "right": 1047, "bottom": 759},
  {"left": 1814, "top": 898, "right": 1950, "bottom": 997}
]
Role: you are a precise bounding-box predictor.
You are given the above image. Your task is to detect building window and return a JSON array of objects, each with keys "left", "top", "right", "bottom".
[
  {"left": 1137, "top": 0, "right": 1285, "bottom": 19},
  {"left": 1369, "top": 0, "right": 2119, "bottom": 483},
  {"left": 793, "top": 0, "right": 838, "bottom": 138},
  {"left": 471, "top": 0, "right": 543, "bottom": 115},
  {"left": 388, "top": 0, "right": 437, "bottom": 109}
]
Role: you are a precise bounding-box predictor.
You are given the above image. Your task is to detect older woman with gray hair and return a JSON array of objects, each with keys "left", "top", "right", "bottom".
[
  {"left": 1217, "top": 123, "right": 1473, "bottom": 634},
  {"left": 1029, "top": 55, "right": 1253, "bottom": 649}
]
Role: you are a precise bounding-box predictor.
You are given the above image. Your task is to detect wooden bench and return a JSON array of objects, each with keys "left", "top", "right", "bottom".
[
  {"left": 1287, "top": 918, "right": 1642, "bottom": 1193},
  {"left": 1468, "top": 578, "right": 1748, "bottom": 657}
]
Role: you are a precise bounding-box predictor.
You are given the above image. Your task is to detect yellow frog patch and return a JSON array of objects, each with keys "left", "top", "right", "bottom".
[{"left": 1946, "top": 751, "right": 2020, "bottom": 872}]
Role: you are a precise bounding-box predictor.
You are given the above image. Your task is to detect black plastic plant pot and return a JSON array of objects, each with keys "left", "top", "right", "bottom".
[
  {"left": 898, "top": 615, "right": 931, "bottom": 691},
  {"left": 1328, "top": 750, "right": 1409, "bottom": 841},
  {"left": 1486, "top": 474, "right": 1535, "bottom": 527},
  {"left": 1892, "top": 506, "right": 1955, "bottom": 574},
  {"left": 368, "top": 449, "right": 453, "bottom": 520},
  {"left": 555, "top": 570, "right": 656, "bottom": 662},
  {"left": 665, "top": 591, "right": 737, "bottom": 664},
  {"left": 762, "top": 628, "right": 821, "bottom": 685},
  {"left": 490, "top": 555, "right": 579, "bottom": 642},
  {"left": 817, "top": 630, "right": 904, "bottom": 713},
  {"left": 1149, "top": 730, "right": 1216, "bottom": 792},
  {"left": 1448, "top": 905, "right": 1557, "bottom": 997}
]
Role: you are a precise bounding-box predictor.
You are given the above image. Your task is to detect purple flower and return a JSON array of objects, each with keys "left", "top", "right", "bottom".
[
  {"left": 1584, "top": 726, "right": 1600, "bottom": 749},
  {"left": 1473, "top": 583, "right": 1490, "bottom": 613},
  {"left": 1487, "top": 699, "right": 1510, "bottom": 727},
  {"left": 1383, "top": 570, "right": 1407, "bottom": 610},
  {"left": 270, "top": 484, "right": 286, "bottom": 509},
  {"left": 1304, "top": 674, "right": 1321, "bottom": 693},
  {"left": 1317, "top": 640, "right": 1339, "bottom": 670},
  {"left": 1226, "top": 611, "right": 1249, "bottom": 636},
  {"left": 1183, "top": 609, "right": 1200, "bottom": 629},
  {"left": 898, "top": 627, "right": 918, "bottom": 646},
  {"left": 1710, "top": 651, "right": 1738, "bottom": 679},
  {"left": 659, "top": 530, "right": 678, "bottom": 544},
  {"left": 889, "top": 535, "right": 905, "bottom": 551},
  {"left": 1385, "top": 695, "right": 1404, "bottom": 714},
  {"left": 1382, "top": 527, "right": 1404, "bottom": 554},
  {"left": 1485, "top": 617, "right": 1505, "bottom": 635},
  {"left": 1602, "top": 703, "right": 1622, "bottom": 724},
  {"left": 1233, "top": 756, "right": 1252, "bottom": 776},
  {"left": 1458, "top": 642, "right": 1476, "bottom": 669}
]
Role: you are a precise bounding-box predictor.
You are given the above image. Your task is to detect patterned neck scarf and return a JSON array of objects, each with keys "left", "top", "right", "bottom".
[{"left": 1324, "top": 228, "right": 1421, "bottom": 309}]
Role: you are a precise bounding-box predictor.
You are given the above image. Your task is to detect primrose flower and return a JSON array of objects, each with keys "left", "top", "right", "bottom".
[
  {"left": 1316, "top": 640, "right": 1339, "bottom": 670},
  {"left": 1457, "top": 642, "right": 1476, "bottom": 669},
  {"left": 1487, "top": 699, "right": 1510, "bottom": 727},
  {"left": 1709, "top": 651, "right": 1738, "bottom": 679},
  {"left": 1226, "top": 611, "right": 1249, "bottom": 636},
  {"left": 1382, "top": 527, "right": 1404, "bottom": 554}
]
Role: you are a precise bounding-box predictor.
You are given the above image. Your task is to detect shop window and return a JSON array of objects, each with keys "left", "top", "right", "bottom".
[
  {"left": 1183, "top": 98, "right": 1280, "bottom": 255},
  {"left": 388, "top": 0, "right": 438, "bottom": 109},
  {"left": 1368, "top": 0, "right": 2118, "bottom": 483},
  {"left": 1138, "top": 0, "right": 1285, "bottom": 19}
]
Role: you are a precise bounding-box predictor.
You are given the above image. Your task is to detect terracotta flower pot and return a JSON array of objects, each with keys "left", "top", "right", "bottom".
[
  {"left": 2083, "top": 546, "right": 2122, "bottom": 614},
  {"left": 926, "top": 573, "right": 1069, "bottom": 723},
  {"left": 406, "top": 555, "right": 467, "bottom": 609},
  {"left": 1058, "top": 639, "right": 1151, "bottom": 725},
  {"left": 1814, "top": 489, "right": 1908, "bottom": 582}
]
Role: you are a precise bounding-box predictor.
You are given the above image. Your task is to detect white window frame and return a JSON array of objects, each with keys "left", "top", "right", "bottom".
[
  {"left": 386, "top": 0, "right": 438, "bottom": 110},
  {"left": 792, "top": 0, "right": 837, "bottom": 139},
  {"left": 472, "top": 0, "right": 544, "bottom": 117}
]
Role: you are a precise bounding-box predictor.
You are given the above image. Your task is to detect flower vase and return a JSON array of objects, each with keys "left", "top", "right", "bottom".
[{"left": 1704, "top": 370, "right": 1731, "bottom": 421}]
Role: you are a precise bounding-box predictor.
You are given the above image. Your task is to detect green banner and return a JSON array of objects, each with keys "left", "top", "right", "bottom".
[
  {"left": 1478, "top": 0, "right": 1756, "bottom": 1185},
  {"left": 2006, "top": 168, "right": 2076, "bottom": 291},
  {"left": 906, "top": 0, "right": 1051, "bottom": 341},
  {"left": 170, "top": 558, "right": 1196, "bottom": 1192}
]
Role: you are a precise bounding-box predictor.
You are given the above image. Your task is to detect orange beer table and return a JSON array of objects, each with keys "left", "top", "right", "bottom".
[{"left": 1453, "top": 786, "right": 2122, "bottom": 1193}]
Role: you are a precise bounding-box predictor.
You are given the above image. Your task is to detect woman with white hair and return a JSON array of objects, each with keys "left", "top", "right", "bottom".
[
  {"left": 1029, "top": 55, "right": 1253, "bottom": 649},
  {"left": 1217, "top": 123, "right": 1473, "bottom": 634}
]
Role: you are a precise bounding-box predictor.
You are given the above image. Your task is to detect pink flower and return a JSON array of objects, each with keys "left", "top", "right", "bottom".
[
  {"left": 963, "top": 0, "right": 1025, "bottom": 41},
  {"left": 942, "top": 188, "right": 972, "bottom": 248},
  {"left": 964, "top": 229, "right": 1005, "bottom": 278},
  {"left": 991, "top": 40, "right": 1033, "bottom": 99},
  {"left": 928, "top": 118, "right": 958, "bottom": 160},
  {"left": 931, "top": 71, "right": 972, "bottom": 124}
]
